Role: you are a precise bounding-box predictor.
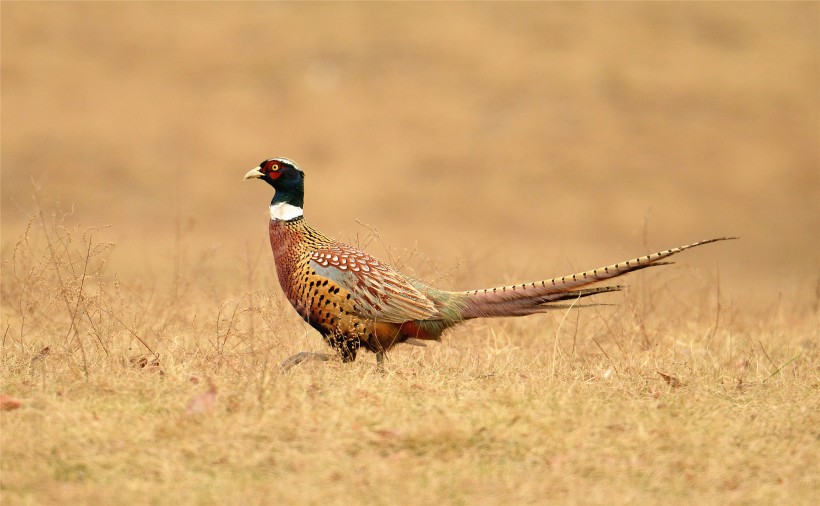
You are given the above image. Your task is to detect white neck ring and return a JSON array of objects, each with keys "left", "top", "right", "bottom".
[{"left": 270, "top": 202, "right": 304, "bottom": 221}]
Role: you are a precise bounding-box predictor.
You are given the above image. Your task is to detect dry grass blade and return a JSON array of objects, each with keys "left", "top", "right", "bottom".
[{"left": 763, "top": 353, "right": 803, "bottom": 383}]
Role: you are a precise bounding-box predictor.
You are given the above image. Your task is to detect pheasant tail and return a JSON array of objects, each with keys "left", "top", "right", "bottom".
[{"left": 457, "top": 237, "right": 736, "bottom": 319}]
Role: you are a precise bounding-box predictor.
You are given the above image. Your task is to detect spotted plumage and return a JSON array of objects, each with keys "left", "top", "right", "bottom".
[{"left": 244, "top": 158, "right": 735, "bottom": 369}]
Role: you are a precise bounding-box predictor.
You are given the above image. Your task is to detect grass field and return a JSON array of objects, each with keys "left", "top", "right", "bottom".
[
  {"left": 1, "top": 213, "right": 817, "bottom": 505},
  {"left": 2, "top": 3, "right": 818, "bottom": 505}
]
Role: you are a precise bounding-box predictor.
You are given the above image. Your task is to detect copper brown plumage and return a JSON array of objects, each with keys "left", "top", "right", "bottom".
[{"left": 244, "top": 158, "right": 735, "bottom": 369}]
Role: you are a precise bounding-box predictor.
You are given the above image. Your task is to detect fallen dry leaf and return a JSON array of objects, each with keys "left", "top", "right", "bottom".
[
  {"left": 0, "top": 394, "right": 22, "bottom": 410},
  {"left": 657, "top": 371, "right": 684, "bottom": 388},
  {"left": 186, "top": 381, "right": 217, "bottom": 415},
  {"left": 735, "top": 358, "right": 751, "bottom": 370},
  {"left": 372, "top": 428, "right": 402, "bottom": 440},
  {"left": 31, "top": 346, "right": 50, "bottom": 363},
  {"left": 129, "top": 355, "right": 164, "bottom": 375}
]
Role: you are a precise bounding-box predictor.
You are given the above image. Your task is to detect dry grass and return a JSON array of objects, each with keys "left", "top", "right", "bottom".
[
  {"left": 1, "top": 209, "right": 818, "bottom": 506},
  {"left": 2, "top": 3, "right": 819, "bottom": 505}
]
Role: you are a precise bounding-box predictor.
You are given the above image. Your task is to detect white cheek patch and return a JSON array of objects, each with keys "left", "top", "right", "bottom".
[{"left": 270, "top": 203, "right": 304, "bottom": 221}]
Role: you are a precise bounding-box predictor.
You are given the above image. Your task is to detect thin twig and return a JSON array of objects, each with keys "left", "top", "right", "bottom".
[
  {"left": 64, "top": 232, "right": 91, "bottom": 345},
  {"left": 32, "top": 190, "right": 74, "bottom": 342},
  {"left": 705, "top": 267, "right": 721, "bottom": 350},
  {"left": 757, "top": 339, "right": 776, "bottom": 369},
  {"left": 552, "top": 295, "right": 581, "bottom": 375},
  {"left": 98, "top": 306, "right": 156, "bottom": 357},
  {"left": 592, "top": 336, "right": 618, "bottom": 375}
]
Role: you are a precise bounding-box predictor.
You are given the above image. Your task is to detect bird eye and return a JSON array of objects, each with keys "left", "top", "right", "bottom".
[{"left": 270, "top": 163, "right": 280, "bottom": 171}]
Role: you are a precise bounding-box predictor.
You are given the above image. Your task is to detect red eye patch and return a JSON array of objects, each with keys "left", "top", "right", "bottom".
[{"left": 264, "top": 160, "right": 284, "bottom": 179}]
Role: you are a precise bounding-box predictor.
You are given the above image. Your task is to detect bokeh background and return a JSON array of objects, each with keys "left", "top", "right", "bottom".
[{"left": 2, "top": 2, "right": 818, "bottom": 306}]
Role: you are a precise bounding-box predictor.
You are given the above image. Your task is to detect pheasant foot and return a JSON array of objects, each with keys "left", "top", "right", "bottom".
[{"left": 280, "top": 352, "right": 331, "bottom": 372}]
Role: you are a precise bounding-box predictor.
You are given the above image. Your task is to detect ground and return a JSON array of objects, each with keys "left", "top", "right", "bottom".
[{"left": 1, "top": 3, "right": 818, "bottom": 505}]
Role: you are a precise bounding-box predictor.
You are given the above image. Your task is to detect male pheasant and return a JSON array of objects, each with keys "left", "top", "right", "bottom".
[{"left": 245, "top": 158, "right": 733, "bottom": 370}]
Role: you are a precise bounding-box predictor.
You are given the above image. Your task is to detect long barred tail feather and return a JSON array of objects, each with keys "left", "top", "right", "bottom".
[
  {"left": 483, "top": 289, "right": 624, "bottom": 316},
  {"left": 458, "top": 237, "right": 736, "bottom": 319}
]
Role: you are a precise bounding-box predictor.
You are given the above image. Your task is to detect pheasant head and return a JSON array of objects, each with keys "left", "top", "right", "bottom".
[{"left": 244, "top": 157, "right": 305, "bottom": 220}]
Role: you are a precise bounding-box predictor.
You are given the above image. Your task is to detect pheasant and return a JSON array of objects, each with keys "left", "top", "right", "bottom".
[{"left": 244, "top": 158, "right": 734, "bottom": 370}]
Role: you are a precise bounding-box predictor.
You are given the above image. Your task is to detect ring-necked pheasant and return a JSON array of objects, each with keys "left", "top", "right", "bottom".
[{"left": 245, "top": 158, "right": 734, "bottom": 370}]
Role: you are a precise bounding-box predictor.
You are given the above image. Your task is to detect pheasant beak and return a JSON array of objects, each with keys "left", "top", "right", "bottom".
[{"left": 243, "top": 167, "right": 264, "bottom": 180}]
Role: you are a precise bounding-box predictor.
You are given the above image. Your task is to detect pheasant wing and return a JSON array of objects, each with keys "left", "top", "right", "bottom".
[{"left": 309, "top": 245, "right": 441, "bottom": 323}]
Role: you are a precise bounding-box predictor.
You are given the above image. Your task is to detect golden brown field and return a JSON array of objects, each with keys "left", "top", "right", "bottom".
[{"left": 1, "top": 3, "right": 818, "bottom": 505}]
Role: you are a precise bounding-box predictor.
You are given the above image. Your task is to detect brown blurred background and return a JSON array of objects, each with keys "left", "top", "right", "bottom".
[{"left": 2, "top": 2, "right": 818, "bottom": 306}]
